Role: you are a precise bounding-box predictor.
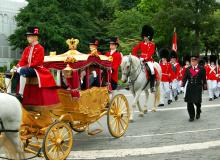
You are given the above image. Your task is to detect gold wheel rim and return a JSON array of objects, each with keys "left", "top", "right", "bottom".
[
  {"left": 45, "top": 122, "right": 73, "bottom": 160},
  {"left": 109, "top": 94, "right": 130, "bottom": 137}
]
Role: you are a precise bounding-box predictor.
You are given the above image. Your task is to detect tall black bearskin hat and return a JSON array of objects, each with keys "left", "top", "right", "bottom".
[
  {"left": 170, "top": 50, "right": 177, "bottom": 59},
  {"left": 25, "top": 26, "right": 40, "bottom": 36},
  {"left": 141, "top": 25, "right": 154, "bottom": 41},
  {"left": 109, "top": 37, "right": 119, "bottom": 46},
  {"left": 203, "top": 56, "right": 208, "bottom": 63},
  {"left": 184, "top": 55, "right": 191, "bottom": 63},
  {"left": 159, "top": 48, "right": 170, "bottom": 60},
  {"left": 89, "top": 37, "right": 99, "bottom": 46},
  {"left": 210, "top": 55, "right": 217, "bottom": 63}
]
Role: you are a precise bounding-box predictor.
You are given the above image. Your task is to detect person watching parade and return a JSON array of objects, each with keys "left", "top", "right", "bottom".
[
  {"left": 132, "top": 25, "right": 156, "bottom": 93},
  {"left": 105, "top": 37, "right": 122, "bottom": 90},
  {"left": 182, "top": 55, "right": 207, "bottom": 122}
]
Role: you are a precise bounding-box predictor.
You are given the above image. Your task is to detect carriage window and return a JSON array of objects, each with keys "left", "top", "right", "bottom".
[{"left": 50, "top": 69, "right": 61, "bottom": 86}]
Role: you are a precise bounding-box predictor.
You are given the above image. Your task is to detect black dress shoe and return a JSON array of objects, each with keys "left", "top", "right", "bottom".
[
  {"left": 16, "top": 94, "right": 23, "bottom": 103},
  {"left": 196, "top": 114, "right": 200, "bottom": 119},
  {"left": 158, "top": 104, "right": 165, "bottom": 107},
  {"left": 214, "top": 95, "right": 218, "bottom": 99},
  {"left": 209, "top": 98, "right": 213, "bottom": 101},
  {"left": 175, "top": 95, "right": 178, "bottom": 101},
  {"left": 189, "top": 118, "right": 194, "bottom": 122},
  {"left": 168, "top": 100, "right": 172, "bottom": 105}
]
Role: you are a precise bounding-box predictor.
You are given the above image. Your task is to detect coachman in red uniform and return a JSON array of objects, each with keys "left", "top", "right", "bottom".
[
  {"left": 14, "top": 26, "right": 56, "bottom": 102},
  {"left": 132, "top": 25, "right": 156, "bottom": 92},
  {"left": 105, "top": 37, "right": 122, "bottom": 90}
]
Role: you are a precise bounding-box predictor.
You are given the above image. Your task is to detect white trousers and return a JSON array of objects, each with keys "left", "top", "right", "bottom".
[
  {"left": 207, "top": 80, "right": 218, "bottom": 98},
  {"left": 170, "top": 79, "right": 178, "bottom": 99},
  {"left": 146, "top": 62, "right": 155, "bottom": 75},
  {"left": 177, "top": 80, "right": 182, "bottom": 93},
  {"left": 5, "top": 77, "right": 11, "bottom": 93},
  {"left": 160, "top": 82, "right": 171, "bottom": 104},
  {"left": 216, "top": 82, "right": 220, "bottom": 96}
]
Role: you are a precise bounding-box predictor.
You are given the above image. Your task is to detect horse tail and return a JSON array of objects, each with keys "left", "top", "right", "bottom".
[{"left": 153, "top": 62, "right": 162, "bottom": 109}]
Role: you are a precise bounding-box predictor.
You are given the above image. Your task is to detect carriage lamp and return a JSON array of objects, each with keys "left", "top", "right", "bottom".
[{"left": 63, "top": 64, "right": 73, "bottom": 78}]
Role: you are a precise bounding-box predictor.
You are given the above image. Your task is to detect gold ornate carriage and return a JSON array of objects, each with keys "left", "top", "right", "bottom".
[{"left": 17, "top": 38, "right": 130, "bottom": 160}]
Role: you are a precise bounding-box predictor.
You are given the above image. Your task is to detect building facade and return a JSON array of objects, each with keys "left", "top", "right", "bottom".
[{"left": 0, "top": 0, "right": 27, "bottom": 69}]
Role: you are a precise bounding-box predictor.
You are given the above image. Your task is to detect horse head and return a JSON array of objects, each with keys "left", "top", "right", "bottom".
[{"left": 121, "top": 55, "right": 141, "bottom": 83}]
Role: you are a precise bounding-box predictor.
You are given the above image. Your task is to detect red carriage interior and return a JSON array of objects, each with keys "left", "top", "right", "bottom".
[{"left": 22, "top": 55, "right": 112, "bottom": 106}]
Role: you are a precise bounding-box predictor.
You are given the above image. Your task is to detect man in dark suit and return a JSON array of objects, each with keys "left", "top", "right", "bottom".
[{"left": 182, "top": 55, "right": 207, "bottom": 122}]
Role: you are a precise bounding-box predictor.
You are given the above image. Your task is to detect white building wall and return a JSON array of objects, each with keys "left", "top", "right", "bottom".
[{"left": 0, "top": 0, "right": 27, "bottom": 69}]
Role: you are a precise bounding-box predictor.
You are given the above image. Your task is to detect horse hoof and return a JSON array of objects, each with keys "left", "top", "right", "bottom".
[
  {"left": 129, "top": 119, "right": 134, "bottom": 123},
  {"left": 138, "top": 113, "right": 144, "bottom": 117},
  {"left": 151, "top": 109, "right": 157, "bottom": 112},
  {"left": 144, "top": 109, "right": 148, "bottom": 114}
]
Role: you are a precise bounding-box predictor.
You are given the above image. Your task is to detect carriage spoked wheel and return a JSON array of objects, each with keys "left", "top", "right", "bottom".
[
  {"left": 42, "top": 121, "right": 73, "bottom": 160},
  {"left": 107, "top": 94, "right": 130, "bottom": 138}
]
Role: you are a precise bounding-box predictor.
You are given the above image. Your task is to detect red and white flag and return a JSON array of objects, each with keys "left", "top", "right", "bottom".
[{"left": 172, "top": 28, "right": 177, "bottom": 52}]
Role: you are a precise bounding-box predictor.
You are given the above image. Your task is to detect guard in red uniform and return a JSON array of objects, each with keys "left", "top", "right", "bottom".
[
  {"left": 206, "top": 55, "right": 218, "bottom": 101},
  {"left": 105, "top": 37, "right": 122, "bottom": 90},
  {"left": 170, "top": 50, "right": 181, "bottom": 101},
  {"left": 158, "top": 48, "right": 173, "bottom": 106},
  {"left": 180, "top": 56, "right": 190, "bottom": 93},
  {"left": 13, "top": 26, "right": 56, "bottom": 102},
  {"left": 132, "top": 25, "right": 155, "bottom": 92}
]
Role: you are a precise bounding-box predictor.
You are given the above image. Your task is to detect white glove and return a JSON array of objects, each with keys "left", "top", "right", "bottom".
[
  {"left": 92, "top": 71, "right": 97, "bottom": 78},
  {"left": 17, "top": 67, "right": 21, "bottom": 73},
  {"left": 140, "top": 58, "right": 144, "bottom": 62}
]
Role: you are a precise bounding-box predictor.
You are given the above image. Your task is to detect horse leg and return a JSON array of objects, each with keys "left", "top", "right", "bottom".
[
  {"left": 133, "top": 89, "right": 144, "bottom": 117},
  {"left": 143, "top": 90, "right": 149, "bottom": 114},
  {"left": 5, "top": 132, "right": 25, "bottom": 159},
  {"left": 129, "top": 91, "right": 136, "bottom": 122}
]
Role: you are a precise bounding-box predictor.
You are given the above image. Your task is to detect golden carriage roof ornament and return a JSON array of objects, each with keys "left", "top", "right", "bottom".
[{"left": 62, "top": 38, "right": 82, "bottom": 56}]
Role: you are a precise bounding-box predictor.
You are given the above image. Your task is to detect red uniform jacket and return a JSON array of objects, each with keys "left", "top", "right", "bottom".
[
  {"left": 132, "top": 41, "right": 155, "bottom": 61},
  {"left": 206, "top": 65, "right": 217, "bottom": 80},
  {"left": 170, "top": 62, "right": 181, "bottom": 81},
  {"left": 17, "top": 43, "right": 56, "bottom": 88},
  {"left": 105, "top": 51, "right": 122, "bottom": 83},
  {"left": 160, "top": 62, "right": 173, "bottom": 82},
  {"left": 180, "top": 65, "right": 188, "bottom": 81}
]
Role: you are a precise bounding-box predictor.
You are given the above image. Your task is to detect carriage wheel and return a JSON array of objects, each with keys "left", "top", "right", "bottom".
[
  {"left": 42, "top": 121, "right": 73, "bottom": 160},
  {"left": 107, "top": 94, "right": 130, "bottom": 138},
  {"left": 70, "top": 122, "right": 87, "bottom": 133}
]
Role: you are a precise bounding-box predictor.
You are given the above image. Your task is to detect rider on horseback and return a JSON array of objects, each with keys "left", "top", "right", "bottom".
[{"left": 132, "top": 25, "right": 156, "bottom": 93}]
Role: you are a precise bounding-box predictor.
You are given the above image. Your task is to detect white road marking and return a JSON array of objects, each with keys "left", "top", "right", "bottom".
[
  {"left": 69, "top": 140, "right": 220, "bottom": 159},
  {"left": 134, "top": 104, "right": 220, "bottom": 113}
]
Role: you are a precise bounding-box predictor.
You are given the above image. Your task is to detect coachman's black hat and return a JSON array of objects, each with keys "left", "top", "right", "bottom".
[
  {"left": 109, "top": 37, "right": 119, "bottom": 46},
  {"left": 25, "top": 26, "right": 40, "bottom": 36},
  {"left": 89, "top": 37, "right": 99, "bottom": 46}
]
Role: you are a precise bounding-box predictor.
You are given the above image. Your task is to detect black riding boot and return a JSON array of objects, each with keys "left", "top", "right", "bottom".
[{"left": 150, "top": 74, "right": 155, "bottom": 93}]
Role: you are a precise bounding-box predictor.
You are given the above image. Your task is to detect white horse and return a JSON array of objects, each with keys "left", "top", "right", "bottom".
[
  {"left": 121, "top": 55, "right": 161, "bottom": 121},
  {"left": 0, "top": 93, "right": 24, "bottom": 159}
]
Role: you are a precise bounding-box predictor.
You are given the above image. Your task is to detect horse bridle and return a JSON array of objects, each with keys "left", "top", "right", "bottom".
[{"left": 124, "top": 56, "right": 143, "bottom": 83}]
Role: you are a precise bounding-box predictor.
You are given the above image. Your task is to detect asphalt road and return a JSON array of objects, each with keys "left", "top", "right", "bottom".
[{"left": 1, "top": 90, "right": 220, "bottom": 160}]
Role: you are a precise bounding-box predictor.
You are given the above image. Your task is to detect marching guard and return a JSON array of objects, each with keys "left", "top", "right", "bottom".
[
  {"left": 105, "top": 37, "right": 122, "bottom": 90},
  {"left": 169, "top": 50, "right": 181, "bottom": 101},
  {"left": 158, "top": 48, "right": 173, "bottom": 106},
  {"left": 182, "top": 55, "right": 207, "bottom": 122},
  {"left": 180, "top": 56, "right": 190, "bottom": 93},
  {"left": 206, "top": 55, "right": 218, "bottom": 101},
  {"left": 7, "top": 26, "right": 56, "bottom": 102},
  {"left": 132, "top": 25, "right": 156, "bottom": 92}
]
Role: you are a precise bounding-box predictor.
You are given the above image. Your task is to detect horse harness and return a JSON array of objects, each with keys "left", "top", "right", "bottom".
[
  {"left": 0, "top": 118, "right": 19, "bottom": 134},
  {"left": 127, "top": 56, "right": 150, "bottom": 92}
]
